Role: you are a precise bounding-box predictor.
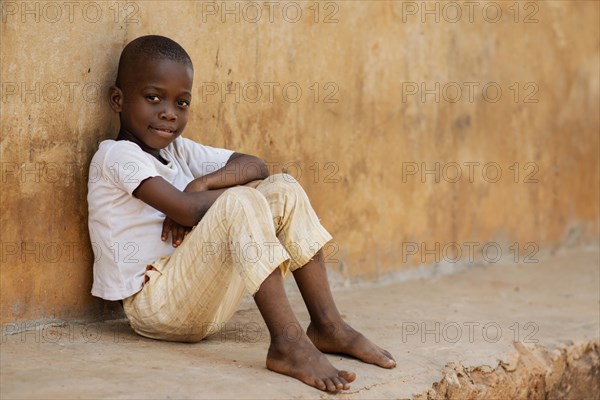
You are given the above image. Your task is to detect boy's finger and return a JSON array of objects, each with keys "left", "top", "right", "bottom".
[
  {"left": 177, "top": 226, "right": 190, "bottom": 243},
  {"left": 161, "top": 218, "right": 172, "bottom": 241},
  {"left": 171, "top": 225, "right": 178, "bottom": 246},
  {"left": 173, "top": 225, "right": 184, "bottom": 247}
]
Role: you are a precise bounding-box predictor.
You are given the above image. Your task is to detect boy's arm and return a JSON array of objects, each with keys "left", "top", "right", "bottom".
[
  {"left": 134, "top": 152, "right": 268, "bottom": 247},
  {"left": 186, "top": 152, "right": 269, "bottom": 192},
  {"left": 133, "top": 177, "right": 229, "bottom": 228}
]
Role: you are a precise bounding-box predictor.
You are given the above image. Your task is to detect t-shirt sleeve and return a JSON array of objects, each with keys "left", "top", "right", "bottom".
[
  {"left": 99, "top": 142, "right": 160, "bottom": 195},
  {"left": 179, "top": 137, "right": 235, "bottom": 178}
]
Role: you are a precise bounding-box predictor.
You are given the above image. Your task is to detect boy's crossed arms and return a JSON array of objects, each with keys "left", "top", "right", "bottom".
[{"left": 134, "top": 152, "right": 268, "bottom": 247}]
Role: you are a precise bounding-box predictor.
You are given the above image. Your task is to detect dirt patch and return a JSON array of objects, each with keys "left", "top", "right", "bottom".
[{"left": 415, "top": 341, "right": 600, "bottom": 399}]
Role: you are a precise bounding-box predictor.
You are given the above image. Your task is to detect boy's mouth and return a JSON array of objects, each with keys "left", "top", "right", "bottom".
[{"left": 149, "top": 126, "right": 177, "bottom": 138}]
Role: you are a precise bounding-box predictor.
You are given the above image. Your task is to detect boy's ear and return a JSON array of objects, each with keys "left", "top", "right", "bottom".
[{"left": 109, "top": 85, "right": 123, "bottom": 112}]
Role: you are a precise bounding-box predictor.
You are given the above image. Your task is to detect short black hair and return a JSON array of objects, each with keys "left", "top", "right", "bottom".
[{"left": 115, "top": 35, "right": 193, "bottom": 86}]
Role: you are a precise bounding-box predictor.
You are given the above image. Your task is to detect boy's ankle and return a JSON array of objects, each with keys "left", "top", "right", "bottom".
[
  {"left": 268, "top": 324, "right": 307, "bottom": 347},
  {"left": 308, "top": 315, "right": 346, "bottom": 331}
]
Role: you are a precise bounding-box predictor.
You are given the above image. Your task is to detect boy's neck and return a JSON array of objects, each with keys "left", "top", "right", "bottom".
[{"left": 116, "top": 129, "right": 169, "bottom": 165}]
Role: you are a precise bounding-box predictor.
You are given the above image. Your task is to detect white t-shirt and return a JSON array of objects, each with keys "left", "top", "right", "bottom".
[{"left": 87, "top": 137, "right": 234, "bottom": 300}]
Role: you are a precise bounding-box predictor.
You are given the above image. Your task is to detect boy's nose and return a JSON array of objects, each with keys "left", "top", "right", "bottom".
[{"left": 159, "top": 107, "right": 177, "bottom": 121}]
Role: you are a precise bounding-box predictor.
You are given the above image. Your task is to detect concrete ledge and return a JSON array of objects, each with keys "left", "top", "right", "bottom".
[{"left": 1, "top": 247, "right": 598, "bottom": 399}]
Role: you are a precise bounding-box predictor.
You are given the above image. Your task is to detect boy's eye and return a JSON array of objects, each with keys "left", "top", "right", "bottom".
[
  {"left": 146, "top": 95, "right": 159, "bottom": 102},
  {"left": 178, "top": 100, "right": 190, "bottom": 108}
]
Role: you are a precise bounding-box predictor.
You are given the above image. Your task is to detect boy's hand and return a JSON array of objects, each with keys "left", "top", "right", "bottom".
[{"left": 161, "top": 216, "right": 191, "bottom": 248}]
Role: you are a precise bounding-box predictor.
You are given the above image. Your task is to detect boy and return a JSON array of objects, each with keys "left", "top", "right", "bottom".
[{"left": 88, "top": 35, "right": 395, "bottom": 392}]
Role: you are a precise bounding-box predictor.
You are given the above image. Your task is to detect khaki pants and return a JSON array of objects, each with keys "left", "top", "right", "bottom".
[{"left": 123, "top": 173, "right": 332, "bottom": 342}]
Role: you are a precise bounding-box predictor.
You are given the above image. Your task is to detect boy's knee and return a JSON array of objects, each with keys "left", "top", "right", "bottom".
[
  {"left": 262, "top": 173, "right": 303, "bottom": 194},
  {"left": 269, "top": 173, "right": 298, "bottom": 185},
  {"left": 220, "top": 186, "right": 267, "bottom": 209},
  {"left": 203, "top": 187, "right": 271, "bottom": 237},
  {"left": 223, "top": 185, "right": 261, "bottom": 200}
]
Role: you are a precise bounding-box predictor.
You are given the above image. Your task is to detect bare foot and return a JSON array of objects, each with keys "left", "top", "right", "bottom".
[
  {"left": 266, "top": 334, "right": 357, "bottom": 392},
  {"left": 307, "top": 321, "right": 396, "bottom": 369}
]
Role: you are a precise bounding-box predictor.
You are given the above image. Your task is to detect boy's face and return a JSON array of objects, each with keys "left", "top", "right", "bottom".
[{"left": 110, "top": 58, "right": 193, "bottom": 150}]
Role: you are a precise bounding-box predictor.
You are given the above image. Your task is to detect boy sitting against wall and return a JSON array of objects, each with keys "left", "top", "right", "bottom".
[{"left": 87, "top": 35, "right": 395, "bottom": 392}]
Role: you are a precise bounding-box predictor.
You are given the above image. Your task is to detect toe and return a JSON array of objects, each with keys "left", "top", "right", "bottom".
[
  {"left": 314, "top": 378, "right": 327, "bottom": 391},
  {"left": 381, "top": 351, "right": 396, "bottom": 368},
  {"left": 383, "top": 349, "right": 394, "bottom": 360},
  {"left": 324, "top": 378, "right": 337, "bottom": 392},
  {"left": 387, "top": 356, "right": 397, "bottom": 368},
  {"left": 339, "top": 370, "right": 357, "bottom": 383},
  {"left": 336, "top": 376, "right": 351, "bottom": 390},
  {"left": 369, "top": 347, "right": 395, "bottom": 368},
  {"left": 331, "top": 376, "right": 345, "bottom": 390},
  {"left": 379, "top": 356, "right": 396, "bottom": 368}
]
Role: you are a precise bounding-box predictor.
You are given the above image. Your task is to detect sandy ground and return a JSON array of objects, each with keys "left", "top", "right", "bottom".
[{"left": 1, "top": 247, "right": 599, "bottom": 399}]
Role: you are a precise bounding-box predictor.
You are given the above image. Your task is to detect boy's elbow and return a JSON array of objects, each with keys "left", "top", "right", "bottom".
[
  {"left": 255, "top": 157, "right": 269, "bottom": 179},
  {"left": 238, "top": 154, "right": 269, "bottom": 179}
]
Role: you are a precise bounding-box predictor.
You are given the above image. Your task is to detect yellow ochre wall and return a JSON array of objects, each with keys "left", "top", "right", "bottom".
[{"left": 1, "top": 1, "right": 598, "bottom": 323}]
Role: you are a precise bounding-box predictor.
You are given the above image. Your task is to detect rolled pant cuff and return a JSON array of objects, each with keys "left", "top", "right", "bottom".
[{"left": 287, "top": 225, "right": 334, "bottom": 271}]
